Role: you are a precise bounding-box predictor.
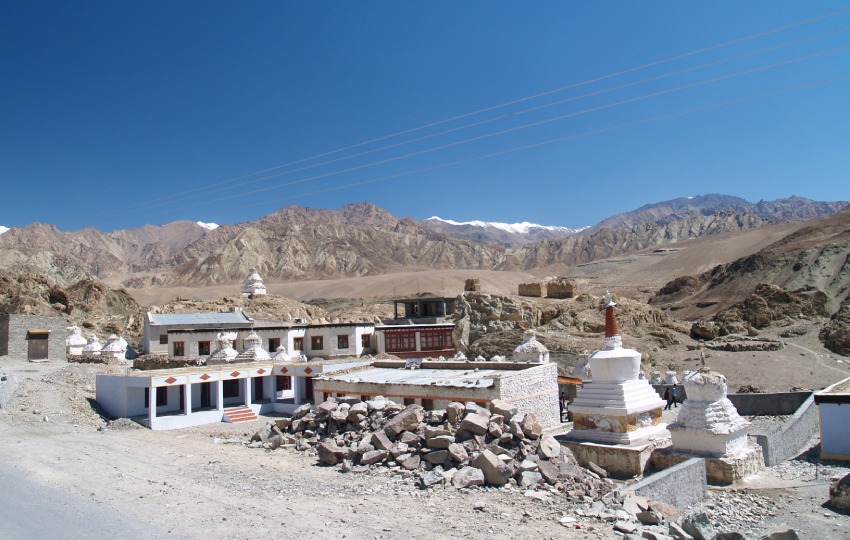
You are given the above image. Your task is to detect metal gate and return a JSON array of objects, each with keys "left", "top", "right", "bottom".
[{"left": 27, "top": 330, "right": 49, "bottom": 360}]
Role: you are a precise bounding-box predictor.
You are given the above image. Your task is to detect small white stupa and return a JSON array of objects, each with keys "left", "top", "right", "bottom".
[
  {"left": 235, "top": 331, "right": 271, "bottom": 362},
  {"left": 241, "top": 268, "right": 267, "bottom": 297},
  {"left": 512, "top": 330, "right": 550, "bottom": 363},
  {"left": 566, "top": 292, "right": 667, "bottom": 445},
  {"left": 100, "top": 334, "right": 127, "bottom": 359},
  {"left": 207, "top": 332, "right": 238, "bottom": 364},
  {"left": 65, "top": 326, "right": 87, "bottom": 357},
  {"left": 82, "top": 333, "right": 102, "bottom": 357},
  {"left": 272, "top": 345, "right": 290, "bottom": 362},
  {"left": 669, "top": 368, "right": 752, "bottom": 456}
]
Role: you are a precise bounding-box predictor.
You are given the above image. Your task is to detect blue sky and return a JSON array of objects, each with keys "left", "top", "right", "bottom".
[{"left": 2, "top": 2, "right": 849, "bottom": 232}]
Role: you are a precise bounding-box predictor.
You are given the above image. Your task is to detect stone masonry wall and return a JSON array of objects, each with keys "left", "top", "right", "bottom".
[
  {"left": 753, "top": 395, "right": 819, "bottom": 466},
  {"left": 518, "top": 283, "right": 545, "bottom": 298},
  {"left": 496, "top": 362, "right": 559, "bottom": 428},
  {"left": 1, "top": 314, "right": 69, "bottom": 360}
]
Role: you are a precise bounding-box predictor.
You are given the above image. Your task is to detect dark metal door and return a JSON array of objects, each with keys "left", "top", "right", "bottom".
[{"left": 27, "top": 333, "right": 49, "bottom": 360}]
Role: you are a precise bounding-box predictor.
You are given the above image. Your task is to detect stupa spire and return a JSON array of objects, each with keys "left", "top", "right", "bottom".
[{"left": 603, "top": 291, "right": 622, "bottom": 350}]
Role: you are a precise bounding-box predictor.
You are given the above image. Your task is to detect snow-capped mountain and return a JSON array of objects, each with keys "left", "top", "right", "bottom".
[
  {"left": 196, "top": 221, "right": 220, "bottom": 231},
  {"left": 0, "top": 226, "right": 9, "bottom": 235},
  {"left": 423, "top": 216, "right": 587, "bottom": 247}
]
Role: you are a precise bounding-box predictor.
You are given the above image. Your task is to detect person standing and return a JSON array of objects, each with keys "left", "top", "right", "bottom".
[
  {"left": 671, "top": 384, "right": 679, "bottom": 408},
  {"left": 559, "top": 392, "right": 566, "bottom": 422},
  {"left": 664, "top": 387, "right": 672, "bottom": 410}
]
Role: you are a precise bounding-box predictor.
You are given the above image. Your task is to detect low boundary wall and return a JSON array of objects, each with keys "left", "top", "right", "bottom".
[
  {"left": 628, "top": 457, "right": 707, "bottom": 509},
  {"left": 727, "top": 391, "right": 811, "bottom": 416},
  {"left": 0, "top": 375, "right": 17, "bottom": 408},
  {"left": 751, "top": 394, "right": 819, "bottom": 466}
]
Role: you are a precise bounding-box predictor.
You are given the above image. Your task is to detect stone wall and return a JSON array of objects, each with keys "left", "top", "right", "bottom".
[
  {"left": 629, "top": 457, "right": 707, "bottom": 509},
  {"left": 0, "top": 313, "right": 69, "bottom": 360},
  {"left": 497, "top": 362, "right": 559, "bottom": 428},
  {"left": 518, "top": 283, "right": 545, "bottom": 298},
  {"left": 727, "top": 391, "right": 812, "bottom": 416},
  {"left": 464, "top": 278, "right": 480, "bottom": 292},
  {"left": 546, "top": 278, "right": 576, "bottom": 299},
  {"left": 752, "top": 395, "right": 819, "bottom": 466}
]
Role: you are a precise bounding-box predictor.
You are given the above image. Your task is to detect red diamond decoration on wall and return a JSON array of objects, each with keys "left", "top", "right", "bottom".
[
  {"left": 200, "top": 374, "right": 210, "bottom": 381},
  {"left": 164, "top": 377, "right": 177, "bottom": 384},
  {"left": 281, "top": 367, "right": 288, "bottom": 374},
  {"left": 303, "top": 367, "right": 313, "bottom": 375},
  {"left": 230, "top": 371, "right": 240, "bottom": 378},
  {"left": 257, "top": 369, "right": 266, "bottom": 375}
]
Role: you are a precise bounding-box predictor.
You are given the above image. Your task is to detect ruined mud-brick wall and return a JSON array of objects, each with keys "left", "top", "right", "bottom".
[
  {"left": 0, "top": 313, "right": 69, "bottom": 359},
  {"left": 545, "top": 278, "right": 576, "bottom": 299},
  {"left": 496, "top": 362, "right": 559, "bottom": 428},
  {"left": 518, "top": 283, "right": 546, "bottom": 297},
  {"left": 464, "top": 278, "right": 480, "bottom": 292}
]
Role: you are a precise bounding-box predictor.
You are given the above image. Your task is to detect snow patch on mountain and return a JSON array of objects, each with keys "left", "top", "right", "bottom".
[
  {"left": 426, "top": 216, "right": 585, "bottom": 235},
  {"left": 196, "top": 221, "right": 219, "bottom": 231},
  {"left": 0, "top": 226, "right": 9, "bottom": 235}
]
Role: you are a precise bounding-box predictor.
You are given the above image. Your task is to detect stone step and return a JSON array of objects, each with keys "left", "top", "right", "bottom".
[{"left": 223, "top": 406, "right": 258, "bottom": 423}]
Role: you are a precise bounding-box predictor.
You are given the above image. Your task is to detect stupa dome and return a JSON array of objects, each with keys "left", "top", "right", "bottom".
[
  {"left": 241, "top": 268, "right": 267, "bottom": 297},
  {"left": 235, "top": 331, "right": 271, "bottom": 362},
  {"left": 512, "top": 331, "right": 550, "bottom": 363}
]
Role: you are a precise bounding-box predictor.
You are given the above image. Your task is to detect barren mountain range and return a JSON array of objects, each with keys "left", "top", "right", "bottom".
[
  {"left": 2, "top": 194, "right": 850, "bottom": 358},
  {"left": 0, "top": 195, "right": 844, "bottom": 290}
]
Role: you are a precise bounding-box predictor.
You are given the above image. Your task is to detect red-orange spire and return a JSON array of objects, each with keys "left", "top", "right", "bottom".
[{"left": 603, "top": 291, "right": 622, "bottom": 349}]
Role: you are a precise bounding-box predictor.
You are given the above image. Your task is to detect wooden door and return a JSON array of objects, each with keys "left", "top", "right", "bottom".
[
  {"left": 253, "top": 377, "right": 264, "bottom": 401},
  {"left": 27, "top": 332, "right": 49, "bottom": 360}
]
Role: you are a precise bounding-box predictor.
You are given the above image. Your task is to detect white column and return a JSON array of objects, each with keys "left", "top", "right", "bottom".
[
  {"left": 269, "top": 376, "right": 277, "bottom": 403},
  {"left": 183, "top": 383, "right": 192, "bottom": 416},
  {"left": 244, "top": 378, "right": 252, "bottom": 407},
  {"left": 293, "top": 377, "right": 303, "bottom": 405},
  {"left": 216, "top": 381, "right": 224, "bottom": 412},
  {"left": 148, "top": 386, "right": 157, "bottom": 426},
  {"left": 415, "top": 332, "right": 422, "bottom": 354}
]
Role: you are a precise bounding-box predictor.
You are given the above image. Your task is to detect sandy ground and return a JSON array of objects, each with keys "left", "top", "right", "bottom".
[{"left": 1, "top": 354, "right": 849, "bottom": 540}]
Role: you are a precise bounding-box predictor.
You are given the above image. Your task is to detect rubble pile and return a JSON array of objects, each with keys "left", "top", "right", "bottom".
[{"left": 249, "top": 396, "right": 614, "bottom": 499}]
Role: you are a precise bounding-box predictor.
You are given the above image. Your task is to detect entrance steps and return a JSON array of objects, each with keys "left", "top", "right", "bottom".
[{"left": 223, "top": 406, "right": 258, "bottom": 423}]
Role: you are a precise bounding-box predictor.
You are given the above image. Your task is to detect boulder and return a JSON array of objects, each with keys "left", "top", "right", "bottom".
[
  {"left": 447, "top": 443, "right": 469, "bottom": 463},
  {"left": 537, "top": 434, "right": 561, "bottom": 459},
  {"left": 829, "top": 472, "right": 850, "bottom": 511},
  {"left": 760, "top": 529, "right": 799, "bottom": 540},
  {"left": 427, "top": 435, "right": 455, "bottom": 449},
  {"left": 682, "top": 512, "right": 714, "bottom": 540},
  {"left": 360, "top": 449, "right": 389, "bottom": 465},
  {"left": 518, "top": 471, "right": 543, "bottom": 487},
  {"left": 396, "top": 453, "right": 421, "bottom": 471},
  {"left": 459, "top": 413, "right": 489, "bottom": 435},
  {"left": 423, "top": 450, "right": 449, "bottom": 464},
  {"left": 519, "top": 413, "right": 542, "bottom": 439},
  {"left": 418, "top": 470, "right": 444, "bottom": 489},
  {"left": 472, "top": 449, "right": 512, "bottom": 486},
  {"left": 371, "top": 430, "right": 393, "bottom": 451},
  {"left": 317, "top": 442, "right": 350, "bottom": 466},
  {"left": 384, "top": 405, "right": 424, "bottom": 438},
  {"left": 447, "top": 402, "right": 465, "bottom": 424},
  {"left": 451, "top": 466, "right": 485, "bottom": 489},
  {"left": 488, "top": 399, "right": 518, "bottom": 421}
]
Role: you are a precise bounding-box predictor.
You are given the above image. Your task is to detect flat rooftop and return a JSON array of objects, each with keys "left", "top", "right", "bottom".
[{"left": 316, "top": 366, "right": 512, "bottom": 388}]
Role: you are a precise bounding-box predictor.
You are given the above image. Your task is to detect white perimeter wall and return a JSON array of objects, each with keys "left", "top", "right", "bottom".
[{"left": 820, "top": 403, "right": 850, "bottom": 459}]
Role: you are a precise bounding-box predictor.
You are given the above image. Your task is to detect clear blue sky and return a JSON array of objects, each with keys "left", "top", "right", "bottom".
[{"left": 2, "top": 2, "right": 849, "bottom": 232}]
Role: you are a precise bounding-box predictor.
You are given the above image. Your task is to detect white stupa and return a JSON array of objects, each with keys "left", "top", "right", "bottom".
[
  {"left": 512, "top": 330, "right": 550, "bottom": 363},
  {"left": 100, "top": 334, "right": 127, "bottom": 359},
  {"left": 241, "top": 268, "right": 267, "bottom": 297},
  {"left": 566, "top": 292, "right": 667, "bottom": 445},
  {"left": 207, "top": 332, "right": 238, "bottom": 364},
  {"left": 669, "top": 368, "right": 753, "bottom": 456},
  {"left": 65, "top": 325, "right": 87, "bottom": 357},
  {"left": 235, "top": 331, "right": 271, "bottom": 362},
  {"left": 82, "top": 333, "right": 102, "bottom": 356},
  {"left": 272, "top": 345, "right": 290, "bottom": 362}
]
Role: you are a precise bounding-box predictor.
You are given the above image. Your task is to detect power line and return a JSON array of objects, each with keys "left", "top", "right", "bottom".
[
  {"left": 135, "top": 44, "right": 850, "bottom": 214},
  {"left": 99, "top": 7, "right": 850, "bottom": 219}
]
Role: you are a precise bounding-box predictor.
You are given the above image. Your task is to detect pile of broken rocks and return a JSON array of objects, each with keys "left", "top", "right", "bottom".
[
  {"left": 247, "top": 397, "right": 800, "bottom": 540},
  {"left": 249, "top": 396, "right": 613, "bottom": 499}
]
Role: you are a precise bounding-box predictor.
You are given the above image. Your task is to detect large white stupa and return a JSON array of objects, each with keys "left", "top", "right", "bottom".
[
  {"left": 235, "top": 331, "right": 271, "bottom": 362},
  {"left": 65, "top": 325, "right": 87, "bottom": 357},
  {"left": 566, "top": 292, "right": 667, "bottom": 445},
  {"left": 207, "top": 332, "right": 238, "bottom": 364},
  {"left": 512, "top": 330, "right": 550, "bottom": 363},
  {"left": 241, "top": 268, "right": 267, "bottom": 297}
]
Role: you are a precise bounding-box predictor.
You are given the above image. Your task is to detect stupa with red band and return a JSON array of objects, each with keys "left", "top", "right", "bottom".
[{"left": 566, "top": 292, "right": 667, "bottom": 445}]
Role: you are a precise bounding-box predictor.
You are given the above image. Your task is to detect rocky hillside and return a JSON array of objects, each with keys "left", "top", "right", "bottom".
[
  {"left": 592, "top": 194, "right": 846, "bottom": 230},
  {"left": 0, "top": 272, "right": 146, "bottom": 348}
]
